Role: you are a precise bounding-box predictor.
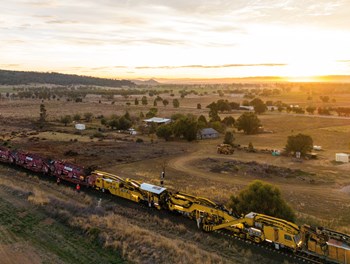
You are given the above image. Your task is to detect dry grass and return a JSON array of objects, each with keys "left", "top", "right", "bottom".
[
  {"left": 73, "top": 213, "right": 226, "bottom": 264},
  {"left": 28, "top": 188, "right": 50, "bottom": 205}
]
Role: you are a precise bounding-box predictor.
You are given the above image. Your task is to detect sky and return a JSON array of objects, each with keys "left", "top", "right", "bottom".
[{"left": 1, "top": 0, "right": 350, "bottom": 80}]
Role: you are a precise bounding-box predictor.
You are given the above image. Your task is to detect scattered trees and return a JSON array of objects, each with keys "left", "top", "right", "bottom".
[
  {"left": 235, "top": 112, "right": 261, "bottom": 135},
  {"left": 228, "top": 180, "right": 295, "bottom": 222},
  {"left": 156, "top": 114, "right": 199, "bottom": 141},
  {"left": 285, "top": 133, "right": 313, "bottom": 156}
]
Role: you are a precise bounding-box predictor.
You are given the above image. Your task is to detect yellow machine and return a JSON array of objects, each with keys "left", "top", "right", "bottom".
[
  {"left": 301, "top": 225, "right": 350, "bottom": 263},
  {"left": 203, "top": 212, "right": 302, "bottom": 250},
  {"left": 167, "top": 192, "right": 236, "bottom": 228},
  {"left": 92, "top": 170, "right": 167, "bottom": 209}
]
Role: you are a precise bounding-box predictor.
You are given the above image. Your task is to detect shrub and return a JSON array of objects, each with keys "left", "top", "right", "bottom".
[{"left": 228, "top": 180, "right": 295, "bottom": 222}]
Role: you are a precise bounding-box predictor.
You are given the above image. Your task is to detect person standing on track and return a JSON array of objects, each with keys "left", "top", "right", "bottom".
[{"left": 76, "top": 183, "right": 80, "bottom": 193}]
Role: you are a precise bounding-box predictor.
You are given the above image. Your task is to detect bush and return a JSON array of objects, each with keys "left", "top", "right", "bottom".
[
  {"left": 235, "top": 112, "right": 261, "bottom": 135},
  {"left": 136, "top": 138, "right": 143, "bottom": 143},
  {"left": 228, "top": 180, "right": 295, "bottom": 222},
  {"left": 285, "top": 133, "right": 313, "bottom": 156}
]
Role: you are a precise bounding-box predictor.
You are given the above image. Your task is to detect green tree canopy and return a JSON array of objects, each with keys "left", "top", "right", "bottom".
[
  {"left": 235, "top": 112, "right": 261, "bottom": 135},
  {"left": 285, "top": 133, "right": 313, "bottom": 156},
  {"left": 141, "top": 96, "right": 148, "bottom": 105},
  {"left": 222, "top": 116, "right": 235, "bottom": 127},
  {"left": 223, "top": 131, "right": 234, "bottom": 145},
  {"left": 173, "top": 98, "right": 180, "bottom": 108},
  {"left": 228, "top": 180, "right": 295, "bottom": 222},
  {"left": 60, "top": 115, "right": 72, "bottom": 126},
  {"left": 156, "top": 124, "right": 173, "bottom": 141},
  {"left": 250, "top": 98, "right": 267, "bottom": 114}
]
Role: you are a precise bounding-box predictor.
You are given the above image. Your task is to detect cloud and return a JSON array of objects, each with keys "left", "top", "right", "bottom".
[
  {"left": 0, "top": 64, "right": 21, "bottom": 68},
  {"left": 136, "top": 63, "right": 286, "bottom": 69},
  {"left": 46, "top": 20, "right": 79, "bottom": 24}
]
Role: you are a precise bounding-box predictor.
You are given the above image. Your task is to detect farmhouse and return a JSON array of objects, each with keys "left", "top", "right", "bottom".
[
  {"left": 144, "top": 117, "right": 171, "bottom": 125},
  {"left": 198, "top": 128, "right": 219, "bottom": 139}
]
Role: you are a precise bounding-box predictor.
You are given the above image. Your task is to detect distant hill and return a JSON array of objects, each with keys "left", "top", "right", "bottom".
[
  {"left": 131, "top": 79, "right": 160, "bottom": 86},
  {"left": 0, "top": 69, "right": 135, "bottom": 87}
]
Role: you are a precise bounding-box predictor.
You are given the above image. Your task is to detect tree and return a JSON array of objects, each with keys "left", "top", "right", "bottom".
[
  {"left": 73, "top": 114, "right": 81, "bottom": 122},
  {"left": 285, "top": 133, "right": 313, "bottom": 156},
  {"left": 60, "top": 115, "right": 72, "bottom": 126},
  {"left": 84, "top": 112, "right": 93, "bottom": 122},
  {"left": 228, "top": 180, "right": 295, "bottom": 222},
  {"left": 209, "top": 109, "right": 221, "bottom": 122},
  {"left": 172, "top": 115, "right": 198, "bottom": 141},
  {"left": 235, "top": 112, "right": 261, "bottom": 135},
  {"left": 320, "top": 95, "right": 329, "bottom": 103},
  {"left": 223, "top": 131, "right": 234, "bottom": 145},
  {"left": 222, "top": 116, "right": 235, "bottom": 127},
  {"left": 197, "top": 103, "right": 201, "bottom": 109},
  {"left": 153, "top": 99, "right": 157, "bottom": 106},
  {"left": 306, "top": 106, "right": 316, "bottom": 114},
  {"left": 197, "top": 115, "right": 207, "bottom": 124},
  {"left": 146, "top": 107, "right": 158, "bottom": 118},
  {"left": 117, "top": 116, "right": 132, "bottom": 130},
  {"left": 173, "top": 98, "right": 180, "bottom": 108},
  {"left": 141, "top": 96, "right": 148, "bottom": 105},
  {"left": 156, "top": 124, "right": 173, "bottom": 141},
  {"left": 39, "top": 104, "right": 47, "bottom": 124},
  {"left": 134, "top": 98, "right": 139, "bottom": 105},
  {"left": 162, "top": 99, "right": 169, "bottom": 107},
  {"left": 250, "top": 98, "right": 267, "bottom": 114}
]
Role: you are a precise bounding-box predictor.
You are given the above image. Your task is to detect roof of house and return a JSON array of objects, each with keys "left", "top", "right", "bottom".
[
  {"left": 144, "top": 117, "right": 171, "bottom": 123},
  {"left": 140, "top": 183, "right": 166, "bottom": 195},
  {"left": 200, "top": 128, "right": 219, "bottom": 135}
]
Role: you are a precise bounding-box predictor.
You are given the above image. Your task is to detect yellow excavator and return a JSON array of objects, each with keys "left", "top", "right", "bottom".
[
  {"left": 167, "top": 191, "right": 237, "bottom": 228},
  {"left": 203, "top": 212, "right": 302, "bottom": 250}
]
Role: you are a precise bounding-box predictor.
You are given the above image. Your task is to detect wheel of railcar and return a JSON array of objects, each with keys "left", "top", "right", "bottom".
[{"left": 254, "top": 237, "right": 261, "bottom": 243}]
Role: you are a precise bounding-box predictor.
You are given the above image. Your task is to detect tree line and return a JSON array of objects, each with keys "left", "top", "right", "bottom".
[{"left": 0, "top": 69, "right": 134, "bottom": 87}]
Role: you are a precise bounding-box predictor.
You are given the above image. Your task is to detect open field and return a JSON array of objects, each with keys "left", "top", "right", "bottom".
[{"left": 1, "top": 84, "right": 350, "bottom": 262}]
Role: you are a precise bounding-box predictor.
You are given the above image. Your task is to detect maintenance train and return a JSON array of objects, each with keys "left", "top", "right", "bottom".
[{"left": 0, "top": 146, "right": 349, "bottom": 263}]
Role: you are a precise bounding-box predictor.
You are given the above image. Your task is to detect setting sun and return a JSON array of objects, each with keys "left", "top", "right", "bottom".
[{"left": 1, "top": 1, "right": 350, "bottom": 81}]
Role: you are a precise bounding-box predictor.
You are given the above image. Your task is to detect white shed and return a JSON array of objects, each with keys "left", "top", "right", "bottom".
[
  {"left": 335, "top": 153, "right": 349, "bottom": 163},
  {"left": 75, "top": 123, "right": 86, "bottom": 130}
]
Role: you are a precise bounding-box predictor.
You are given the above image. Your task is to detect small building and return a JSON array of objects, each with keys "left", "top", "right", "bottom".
[
  {"left": 198, "top": 128, "right": 219, "bottom": 139},
  {"left": 144, "top": 117, "right": 171, "bottom": 125},
  {"left": 239, "top": 106, "right": 254, "bottom": 111},
  {"left": 336, "top": 153, "right": 349, "bottom": 163},
  {"left": 75, "top": 123, "right": 86, "bottom": 130}
]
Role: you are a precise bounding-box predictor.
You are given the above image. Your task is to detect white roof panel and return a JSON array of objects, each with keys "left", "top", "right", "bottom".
[{"left": 140, "top": 183, "right": 166, "bottom": 195}]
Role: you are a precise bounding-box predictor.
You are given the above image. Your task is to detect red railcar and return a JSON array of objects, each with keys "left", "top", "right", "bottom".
[
  {"left": 11, "top": 150, "right": 50, "bottom": 173},
  {"left": 0, "top": 146, "right": 14, "bottom": 163},
  {"left": 49, "top": 160, "right": 90, "bottom": 186}
]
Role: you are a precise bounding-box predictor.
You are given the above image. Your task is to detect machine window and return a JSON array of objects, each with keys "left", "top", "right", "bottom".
[{"left": 284, "top": 234, "right": 292, "bottom": 241}]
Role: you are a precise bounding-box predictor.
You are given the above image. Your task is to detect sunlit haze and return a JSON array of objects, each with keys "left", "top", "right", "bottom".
[{"left": 1, "top": 0, "right": 350, "bottom": 80}]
